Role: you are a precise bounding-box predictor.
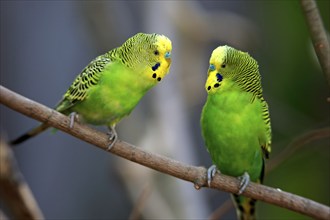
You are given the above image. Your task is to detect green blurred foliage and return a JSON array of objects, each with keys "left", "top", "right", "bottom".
[
  {"left": 253, "top": 1, "right": 329, "bottom": 219},
  {"left": 261, "top": 143, "right": 330, "bottom": 219}
]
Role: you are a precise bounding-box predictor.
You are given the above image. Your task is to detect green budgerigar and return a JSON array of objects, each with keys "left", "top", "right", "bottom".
[
  {"left": 200, "top": 46, "right": 271, "bottom": 220},
  {"left": 11, "top": 33, "right": 172, "bottom": 149}
]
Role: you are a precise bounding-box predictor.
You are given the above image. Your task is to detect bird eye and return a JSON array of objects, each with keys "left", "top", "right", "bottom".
[
  {"left": 209, "top": 64, "right": 215, "bottom": 71},
  {"left": 154, "top": 50, "right": 159, "bottom": 55},
  {"left": 221, "top": 64, "right": 226, "bottom": 68}
]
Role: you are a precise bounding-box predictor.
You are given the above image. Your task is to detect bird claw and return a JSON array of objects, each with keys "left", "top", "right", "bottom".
[
  {"left": 207, "top": 165, "right": 218, "bottom": 187},
  {"left": 69, "top": 112, "right": 79, "bottom": 128},
  {"left": 106, "top": 126, "right": 118, "bottom": 151},
  {"left": 238, "top": 172, "right": 250, "bottom": 195}
]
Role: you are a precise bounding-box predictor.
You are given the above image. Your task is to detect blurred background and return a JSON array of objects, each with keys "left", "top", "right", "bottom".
[{"left": 1, "top": 1, "right": 329, "bottom": 219}]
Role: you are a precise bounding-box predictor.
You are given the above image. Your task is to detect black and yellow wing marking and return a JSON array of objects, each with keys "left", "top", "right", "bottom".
[
  {"left": 56, "top": 56, "right": 111, "bottom": 113},
  {"left": 260, "top": 98, "right": 271, "bottom": 159}
]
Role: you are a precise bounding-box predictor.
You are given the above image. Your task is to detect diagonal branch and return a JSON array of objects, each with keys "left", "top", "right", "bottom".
[
  {"left": 0, "top": 137, "right": 44, "bottom": 219},
  {"left": 300, "top": 0, "right": 330, "bottom": 87},
  {"left": 0, "top": 85, "right": 329, "bottom": 220}
]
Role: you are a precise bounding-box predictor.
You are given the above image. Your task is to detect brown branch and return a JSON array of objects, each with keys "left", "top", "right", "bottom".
[
  {"left": 0, "top": 136, "right": 44, "bottom": 219},
  {"left": 300, "top": 0, "right": 330, "bottom": 87},
  {"left": 0, "top": 85, "right": 329, "bottom": 220}
]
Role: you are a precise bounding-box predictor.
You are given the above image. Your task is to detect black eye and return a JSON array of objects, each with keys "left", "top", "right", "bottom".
[
  {"left": 221, "top": 64, "right": 226, "bottom": 68},
  {"left": 154, "top": 50, "right": 159, "bottom": 55}
]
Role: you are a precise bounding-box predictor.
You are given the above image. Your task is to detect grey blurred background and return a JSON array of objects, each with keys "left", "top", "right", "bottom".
[{"left": 1, "top": 1, "right": 329, "bottom": 219}]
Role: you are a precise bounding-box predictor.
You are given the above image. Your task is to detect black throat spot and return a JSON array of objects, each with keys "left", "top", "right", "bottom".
[{"left": 152, "top": 62, "right": 161, "bottom": 71}]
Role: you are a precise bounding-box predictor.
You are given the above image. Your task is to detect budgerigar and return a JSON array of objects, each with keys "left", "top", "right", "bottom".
[
  {"left": 10, "top": 33, "right": 172, "bottom": 150},
  {"left": 200, "top": 46, "right": 271, "bottom": 220}
]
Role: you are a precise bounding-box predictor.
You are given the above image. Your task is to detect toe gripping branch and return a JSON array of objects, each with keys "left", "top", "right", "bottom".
[
  {"left": 206, "top": 165, "right": 250, "bottom": 195},
  {"left": 207, "top": 165, "right": 217, "bottom": 187},
  {"left": 106, "top": 125, "right": 118, "bottom": 151},
  {"left": 238, "top": 172, "right": 250, "bottom": 195}
]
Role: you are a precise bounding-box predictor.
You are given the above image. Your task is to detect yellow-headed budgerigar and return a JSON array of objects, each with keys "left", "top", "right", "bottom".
[
  {"left": 200, "top": 45, "right": 271, "bottom": 220},
  {"left": 11, "top": 33, "right": 172, "bottom": 150}
]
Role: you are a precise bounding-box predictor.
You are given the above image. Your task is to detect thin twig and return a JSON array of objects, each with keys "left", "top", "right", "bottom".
[
  {"left": 0, "top": 85, "right": 329, "bottom": 220},
  {"left": 300, "top": 0, "right": 330, "bottom": 87},
  {"left": 0, "top": 137, "right": 44, "bottom": 220},
  {"left": 128, "top": 183, "right": 152, "bottom": 220},
  {"left": 208, "top": 199, "right": 233, "bottom": 220},
  {"left": 267, "top": 127, "right": 330, "bottom": 172}
]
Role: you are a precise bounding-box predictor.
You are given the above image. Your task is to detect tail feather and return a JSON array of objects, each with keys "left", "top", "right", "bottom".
[
  {"left": 232, "top": 194, "right": 257, "bottom": 220},
  {"left": 10, "top": 123, "right": 50, "bottom": 145}
]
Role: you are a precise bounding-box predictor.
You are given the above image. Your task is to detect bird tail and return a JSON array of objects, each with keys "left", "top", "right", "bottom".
[
  {"left": 9, "top": 123, "right": 50, "bottom": 145},
  {"left": 232, "top": 161, "right": 265, "bottom": 220},
  {"left": 232, "top": 194, "right": 257, "bottom": 220}
]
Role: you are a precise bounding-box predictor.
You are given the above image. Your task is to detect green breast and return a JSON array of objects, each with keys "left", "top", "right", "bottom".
[
  {"left": 71, "top": 62, "right": 154, "bottom": 126},
  {"left": 201, "top": 90, "right": 264, "bottom": 181}
]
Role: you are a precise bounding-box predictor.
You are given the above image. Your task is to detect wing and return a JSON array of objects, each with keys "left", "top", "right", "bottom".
[
  {"left": 56, "top": 55, "right": 111, "bottom": 113},
  {"left": 260, "top": 98, "right": 272, "bottom": 159}
]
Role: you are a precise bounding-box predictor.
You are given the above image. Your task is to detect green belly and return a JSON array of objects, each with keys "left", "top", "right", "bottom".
[
  {"left": 69, "top": 64, "right": 154, "bottom": 126},
  {"left": 201, "top": 91, "right": 264, "bottom": 181}
]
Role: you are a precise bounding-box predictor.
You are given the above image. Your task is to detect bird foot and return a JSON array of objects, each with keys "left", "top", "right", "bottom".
[
  {"left": 106, "top": 126, "right": 118, "bottom": 151},
  {"left": 207, "top": 165, "right": 218, "bottom": 187},
  {"left": 69, "top": 112, "right": 79, "bottom": 128},
  {"left": 238, "top": 172, "right": 250, "bottom": 195}
]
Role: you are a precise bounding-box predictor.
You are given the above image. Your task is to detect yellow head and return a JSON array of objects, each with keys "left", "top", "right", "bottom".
[
  {"left": 116, "top": 33, "right": 172, "bottom": 84},
  {"left": 205, "top": 46, "right": 229, "bottom": 94},
  {"left": 205, "top": 45, "right": 260, "bottom": 95},
  {"left": 151, "top": 34, "right": 172, "bottom": 82}
]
